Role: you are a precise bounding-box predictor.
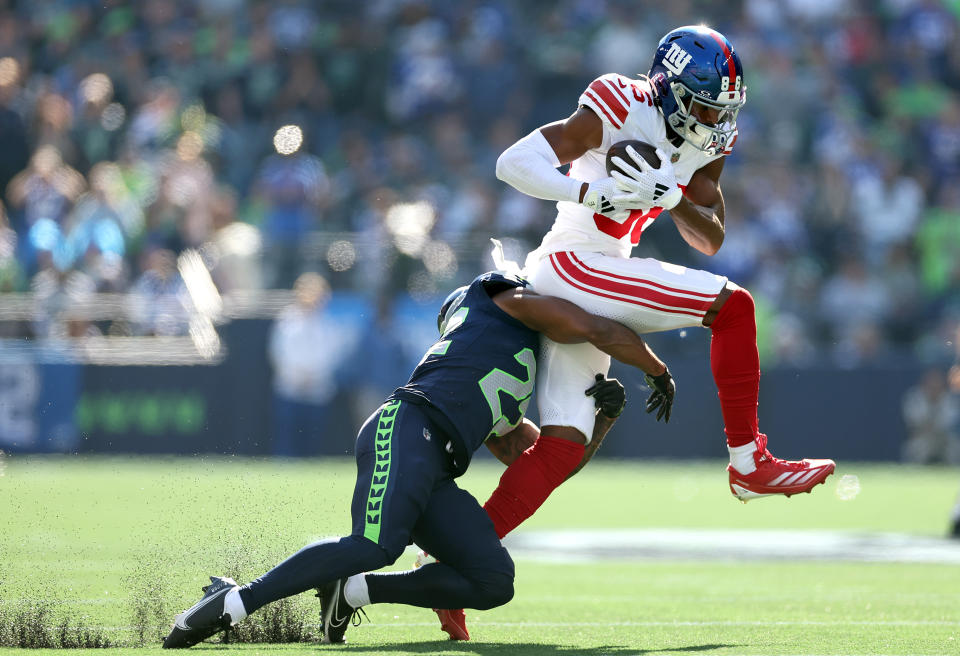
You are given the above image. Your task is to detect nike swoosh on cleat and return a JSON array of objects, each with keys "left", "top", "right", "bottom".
[
  {"left": 174, "top": 589, "right": 226, "bottom": 630},
  {"left": 331, "top": 604, "right": 351, "bottom": 626}
]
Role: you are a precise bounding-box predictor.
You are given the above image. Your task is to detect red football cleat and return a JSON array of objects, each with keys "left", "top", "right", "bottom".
[
  {"left": 728, "top": 434, "right": 835, "bottom": 502},
  {"left": 434, "top": 608, "right": 469, "bottom": 641},
  {"left": 413, "top": 553, "right": 469, "bottom": 641}
]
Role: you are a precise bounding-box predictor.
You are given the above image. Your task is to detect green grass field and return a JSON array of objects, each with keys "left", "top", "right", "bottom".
[{"left": 2, "top": 455, "right": 959, "bottom": 655}]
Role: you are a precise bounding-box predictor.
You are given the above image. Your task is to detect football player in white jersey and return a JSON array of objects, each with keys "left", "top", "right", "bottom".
[
  {"left": 426, "top": 26, "right": 838, "bottom": 643},
  {"left": 489, "top": 25, "right": 836, "bottom": 514}
]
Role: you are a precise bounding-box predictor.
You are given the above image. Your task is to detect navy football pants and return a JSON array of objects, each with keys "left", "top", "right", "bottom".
[{"left": 240, "top": 399, "right": 514, "bottom": 614}]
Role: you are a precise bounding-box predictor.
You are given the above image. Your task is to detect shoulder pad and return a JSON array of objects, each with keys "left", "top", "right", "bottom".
[
  {"left": 579, "top": 74, "right": 637, "bottom": 130},
  {"left": 477, "top": 270, "right": 528, "bottom": 292}
]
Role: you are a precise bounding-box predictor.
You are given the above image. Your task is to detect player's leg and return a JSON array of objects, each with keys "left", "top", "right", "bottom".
[
  {"left": 529, "top": 250, "right": 834, "bottom": 500},
  {"left": 483, "top": 338, "right": 603, "bottom": 538},
  {"left": 328, "top": 479, "right": 512, "bottom": 644},
  {"left": 424, "top": 343, "right": 606, "bottom": 641},
  {"left": 480, "top": 250, "right": 716, "bottom": 536},
  {"left": 703, "top": 284, "right": 835, "bottom": 500},
  {"left": 238, "top": 400, "right": 443, "bottom": 610},
  {"left": 164, "top": 400, "right": 448, "bottom": 648},
  {"left": 419, "top": 251, "right": 719, "bottom": 640}
]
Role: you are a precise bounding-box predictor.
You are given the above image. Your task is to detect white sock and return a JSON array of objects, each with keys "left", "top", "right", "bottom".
[
  {"left": 223, "top": 587, "right": 247, "bottom": 625},
  {"left": 728, "top": 440, "right": 758, "bottom": 475},
  {"left": 343, "top": 574, "right": 370, "bottom": 608}
]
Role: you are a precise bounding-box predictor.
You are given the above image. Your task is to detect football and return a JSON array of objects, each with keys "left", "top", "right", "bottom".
[{"left": 605, "top": 140, "right": 662, "bottom": 176}]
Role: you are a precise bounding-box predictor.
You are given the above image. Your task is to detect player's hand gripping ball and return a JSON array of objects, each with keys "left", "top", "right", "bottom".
[
  {"left": 605, "top": 140, "right": 662, "bottom": 176},
  {"left": 606, "top": 140, "right": 682, "bottom": 210}
]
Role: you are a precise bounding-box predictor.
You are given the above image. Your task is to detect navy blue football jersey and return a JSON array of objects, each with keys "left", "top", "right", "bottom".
[{"left": 391, "top": 271, "right": 540, "bottom": 475}]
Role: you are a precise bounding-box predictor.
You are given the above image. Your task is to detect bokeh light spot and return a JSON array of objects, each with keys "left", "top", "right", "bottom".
[
  {"left": 273, "top": 125, "right": 303, "bottom": 155},
  {"left": 80, "top": 73, "right": 113, "bottom": 105},
  {"left": 422, "top": 240, "right": 457, "bottom": 277},
  {"left": 0, "top": 57, "right": 19, "bottom": 87},
  {"left": 176, "top": 131, "right": 204, "bottom": 161},
  {"left": 385, "top": 201, "right": 436, "bottom": 256},
  {"left": 100, "top": 103, "right": 126, "bottom": 131},
  {"left": 327, "top": 240, "right": 357, "bottom": 272}
]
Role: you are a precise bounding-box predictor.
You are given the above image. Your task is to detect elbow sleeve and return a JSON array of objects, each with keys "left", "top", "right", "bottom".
[{"left": 496, "top": 129, "right": 583, "bottom": 203}]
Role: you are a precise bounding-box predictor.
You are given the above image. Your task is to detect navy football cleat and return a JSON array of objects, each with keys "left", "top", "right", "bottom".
[
  {"left": 317, "top": 578, "right": 365, "bottom": 643},
  {"left": 163, "top": 576, "right": 239, "bottom": 649}
]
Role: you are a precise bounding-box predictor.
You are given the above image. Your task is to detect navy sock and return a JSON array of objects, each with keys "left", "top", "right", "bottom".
[
  {"left": 365, "top": 561, "right": 513, "bottom": 611},
  {"left": 239, "top": 535, "right": 388, "bottom": 615}
]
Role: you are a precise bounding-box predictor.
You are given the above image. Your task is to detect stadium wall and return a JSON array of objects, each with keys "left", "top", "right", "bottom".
[{"left": 0, "top": 320, "right": 912, "bottom": 461}]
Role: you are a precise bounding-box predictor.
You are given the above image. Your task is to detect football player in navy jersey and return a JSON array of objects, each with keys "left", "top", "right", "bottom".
[{"left": 163, "top": 272, "right": 675, "bottom": 648}]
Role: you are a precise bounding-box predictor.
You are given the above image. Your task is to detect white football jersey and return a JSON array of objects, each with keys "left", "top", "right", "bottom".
[{"left": 531, "top": 74, "right": 736, "bottom": 261}]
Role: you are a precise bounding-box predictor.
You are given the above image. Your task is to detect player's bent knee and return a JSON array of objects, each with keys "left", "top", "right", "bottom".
[
  {"left": 471, "top": 572, "right": 514, "bottom": 610},
  {"left": 735, "top": 286, "right": 754, "bottom": 307},
  {"left": 348, "top": 534, "right": 396, "bottom": 570},
  {"left": 712, "top": 286, "right": 755, "bottom": 330},
  {"left": 380, "top": 543, "right": 408, "bottom": 566},
  {"left": 727, "top": 286, "right": 754, "bottom": 312}
]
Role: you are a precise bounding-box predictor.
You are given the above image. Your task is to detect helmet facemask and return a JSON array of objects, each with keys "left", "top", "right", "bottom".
[{"left": 666, "top": 82, "right": 745, "bottom": 156}]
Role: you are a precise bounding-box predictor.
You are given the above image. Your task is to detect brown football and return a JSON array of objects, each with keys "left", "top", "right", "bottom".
[{"left": 605, "top": 140, "right": 661, "bottom": 176}]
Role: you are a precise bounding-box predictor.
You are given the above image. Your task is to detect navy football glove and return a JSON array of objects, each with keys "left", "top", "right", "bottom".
[
  {"left": 585, "top": 373, "right": 626, "bottom": 419},
  {"left": 644, "top": 369, "right": 675, "bottom": 423}
]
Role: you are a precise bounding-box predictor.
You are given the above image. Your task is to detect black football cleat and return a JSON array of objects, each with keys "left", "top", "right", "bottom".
[
  {"left": 163, "top": 576, "right": 239, "bottom": 649},
  {"left": 317, "top": 578, "right": 366, "bottom": 643}
]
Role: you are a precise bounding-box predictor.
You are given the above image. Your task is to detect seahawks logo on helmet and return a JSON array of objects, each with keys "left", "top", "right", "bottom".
[{"left": 437, "top": 285, "right": 469, "bottom": 334}]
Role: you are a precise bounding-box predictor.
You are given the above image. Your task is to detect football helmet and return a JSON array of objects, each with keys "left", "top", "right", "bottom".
[
  {"left": 648, "top": 25, "right": 746, "bottom": 156},
  {"left": 437, "top": 285, "right": 468, "bottom": 334}
]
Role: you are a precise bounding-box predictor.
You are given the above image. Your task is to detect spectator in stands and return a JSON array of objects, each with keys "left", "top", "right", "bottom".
[
  {"left": 901, "top": 367, "right": 960, "bottom": 465},
  {"left": 127, "top": 247, "right": 191, "bottom": 336},
  {"left": 30, "top": 264, "right": 98, "bottom": 339},
  {"left": 0, "top": 0, "right": 955, "bottom": 380},
  {"left": 8, "top": 146, "right": 85, "bottom": 259},
  {"left": 344, "top": 294, "right": 409, "bottom": 430},
  {"left": 819, "top": 256, "right": 892, "bottom": 362},
  {"left": 948, "top": 331, "right": 960, "bottom": 538},
  {"left": 0, "top": 201, "right": 21, "bottom": 294},
  {"left": 268, "top": 272, "right": 355, "bottom": 457},
  {"left": 916, "top": 185, "right": 960, "bottom": 300},
  {"left": 203, "top": 186, "right": 262, "bottom": 293},
  {"left": 253, "top": 131, "right": 329, "bottom": 289},
  {"left": 0, "top": 57, "right": 29, "bottom": 209},
  {"left": 851, "top": 156, "right": 924, "bottom": 265}
]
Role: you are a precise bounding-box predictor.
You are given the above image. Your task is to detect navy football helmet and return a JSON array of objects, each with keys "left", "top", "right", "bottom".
[
  {"left": 437, "top": 285, "right": 468, "bottom": 334},
  {"left": 648, "top": 25, "right": 746, "bottom": 156}
]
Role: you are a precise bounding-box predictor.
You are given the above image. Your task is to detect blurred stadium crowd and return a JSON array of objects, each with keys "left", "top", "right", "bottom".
[{"left": 0, "top": 0, "right": 958, "bottom": 374}]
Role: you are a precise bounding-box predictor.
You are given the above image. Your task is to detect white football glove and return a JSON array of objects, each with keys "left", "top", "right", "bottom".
[
  {"left": 580, "top": 177, "right": 636, "bottom": 223},
  {"left": 609, "top": 146, "right": 683, "bottom": 210}
]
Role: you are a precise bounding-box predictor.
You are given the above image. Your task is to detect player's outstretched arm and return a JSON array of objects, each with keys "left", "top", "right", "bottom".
[
  {"left": 493, "top": 288, "right": 667, "bottom": 377},
  {"left": 668, "top": 157, "right": 726, "bottom": 255}
]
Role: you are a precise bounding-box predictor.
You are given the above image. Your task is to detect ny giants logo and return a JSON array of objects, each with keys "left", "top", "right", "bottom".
[{"left": 662, "top": 43, "right": 692, "bottom": 78}]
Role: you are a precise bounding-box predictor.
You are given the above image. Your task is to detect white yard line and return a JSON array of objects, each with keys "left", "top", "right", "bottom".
[
  {"left": 32, "top": 619, "right": 960, "bottom": 631},
  {"left": 504, "top": 529, "right": 960, "bottom": 564}
]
